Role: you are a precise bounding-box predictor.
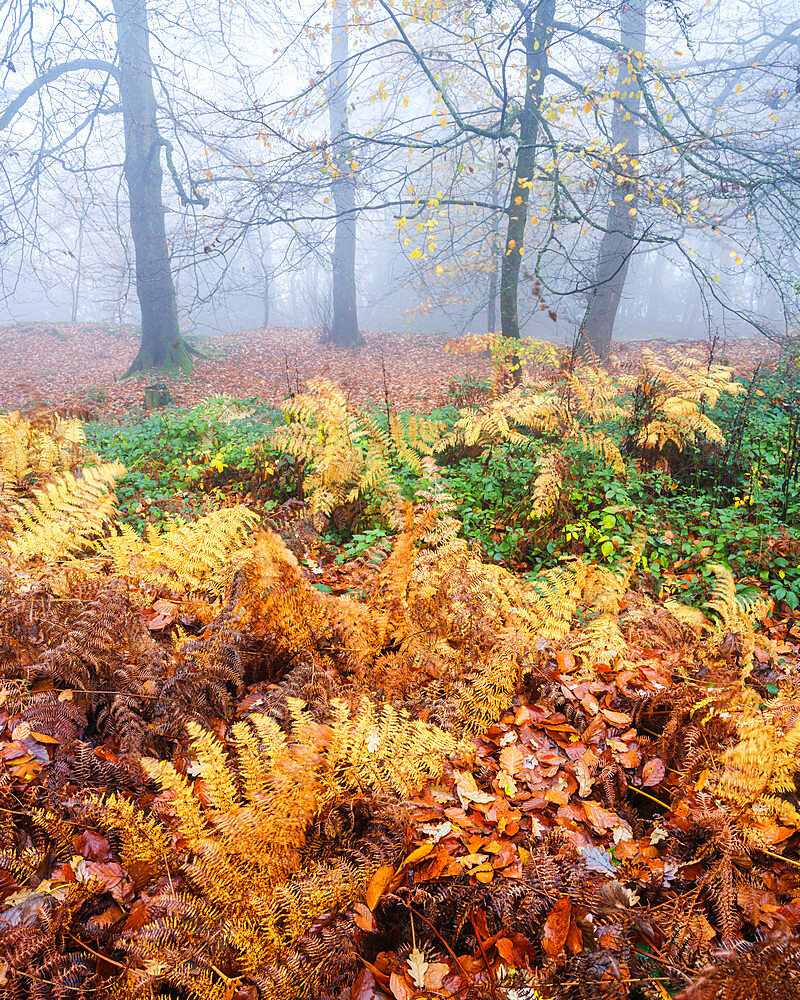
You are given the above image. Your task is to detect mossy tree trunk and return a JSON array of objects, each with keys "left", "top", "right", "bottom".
[{"left": 113, "top": 0, "right": 191, "bottom": 376}]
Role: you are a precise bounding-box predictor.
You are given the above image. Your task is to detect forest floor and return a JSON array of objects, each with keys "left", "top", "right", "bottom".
[
  {"left": 0, "top": 322, "right": 797, "bottom": 1000},
  {"left": 0, "top": 321, "right": 779, "bottom": 415}
]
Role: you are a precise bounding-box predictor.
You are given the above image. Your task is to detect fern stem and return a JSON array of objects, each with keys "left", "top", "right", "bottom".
[{"left": 628, "top": 785, "right": 669, "bottom": 808}]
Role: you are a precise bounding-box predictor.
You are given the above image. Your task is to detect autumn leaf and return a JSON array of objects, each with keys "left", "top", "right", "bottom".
[
  {"left": 642, "top": 758, "right": 666, "bottom": 787},
  {"left": 424, "top": 962, "right": 449, "bottom": 989},
  {"left": 406, "top": 946, "right": 429, "bottom": 988},
  {"left": 583, "top": 800, "right": 622, "bottom": 833},
  {"left": 499, "top": 743, "right": 524, "bottom": 776},
  {"left": 73, "top": 830, "right": 112, "bottom": 863},
  {"left": 454, "top": 770, "right": 494, "bottom": 809},
  {"left": 541, "top": 896, "right": 571, "bottom": 958},
  {"left": 353, "top": 902, "right": 377, "bottom": 933},
  {"left": 602, "top": 709, "right": 633, "bottom": 728},
  {"left": 351, "top": 968, "right": 382, "bottom": 1000},
  {"left": 365, "top": 864, "right": 394, "bottom": 910},
  {"left": 389, "top": 971, "right": 414, "bottom": 1000},
  {"left": 400, "top": 843, "right": 434, "bottom": 869}
]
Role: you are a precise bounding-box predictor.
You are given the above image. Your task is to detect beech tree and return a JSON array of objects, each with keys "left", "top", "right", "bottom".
[
  {"left": 575, "top": 0, "right": 646, "bottom": 362},
  {"left": 113, "top": 0, "right": 194, "bottom": 373},
  {"left": 0, "top": 0, "right": 204, "bottom": 373},
  {"left": 328, "top": 0, "right": 364, "bottom": 349}
]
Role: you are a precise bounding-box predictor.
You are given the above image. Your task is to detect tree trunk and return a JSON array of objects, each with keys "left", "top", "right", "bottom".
[
  {"left": 113, "top": 0, "right": 191, "bottom": 375},
  {"left": 499, "top": 0, "right": 555, "bottom": 341},
  {"left": 576, "top": 0, "right": 646, "bottom": 363},
  {"left": 258, "top": 233, "right": 272, "bottom": 327},
  {"left": 70, "top": 214, "right": 84, "bottom": 323},
  {"left": 487, "top": 266, "right": 499, "bottom": 336},
  {"left": 646, "top": 251, "right": 666, "bottom": 326},
  {"left": 328, "top": 1, "right": 363, "bottom": 349},
  {"left": 487, "top": 165, "right": 501, "bottom": 335}
]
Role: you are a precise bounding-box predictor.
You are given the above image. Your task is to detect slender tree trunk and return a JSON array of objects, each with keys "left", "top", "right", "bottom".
[
  {"left": 289, "top": 271, "right": 298, "bottom": 326},
  {"left": 487, "top": 165, "right": 500, "bottom": 335},
  {"left": 113, "top": 0, "right": 191, "bottom": 375},
  {"left": 487, "top": 266, "right": 499, "bottom": 335},
  {"left": 328, "top": 0, "right": 363, "bottom": 349},
  {"left": 70, "top": 214, "right": 84, "bottom": 323},
  {"left": 262, "top": 271, "right": 270, "bottom": 327},
  {"left": 258, "top": 233, "right": 271, "bottom": 327},
  {"left": 646, "top": 251, "right": 666, "bottom": 326},
  {"left": 576, "top": 0, "right": 646, "bottom": 363},
  {"left": 499, "top": 0, "right": 555, "bottom": 341}
]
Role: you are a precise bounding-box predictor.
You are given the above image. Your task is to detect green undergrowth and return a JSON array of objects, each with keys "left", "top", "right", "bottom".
[
  {"left": 85, "top": 397, "right": 287, "bottom": 531},
  {"left": 84, "top": 359, "right": 800, "bottom": 612}
]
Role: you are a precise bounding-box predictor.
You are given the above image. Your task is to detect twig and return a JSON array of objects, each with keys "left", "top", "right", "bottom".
[
  {"left": 628, "top": 785, "right": 670, "bottom": 808},
  {"left": 63, "top": 929, "right": 126, "bottom": 969},
  {"left": 404, "top": 904, "right": 471, "bottom": 982},
  {"left": 469, "top": 910, "right": 501, "bottom": 1000}
]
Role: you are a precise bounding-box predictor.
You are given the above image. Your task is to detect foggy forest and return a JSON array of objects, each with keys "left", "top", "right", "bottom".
[{"left": 0, "top": 1, "right": 799, "bottom": 998}]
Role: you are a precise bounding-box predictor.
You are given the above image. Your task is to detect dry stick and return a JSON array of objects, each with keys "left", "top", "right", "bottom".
[
  {"left": 16, "top": 970, "right": 102, "bottom": 993},
  {"left": 404, "top": 904, "right": 471, "bottom": 982},
  {"left": 628, "top": 785, "right": 670, "bottom": 808},
  {"left": 469, "top": 911, "right": 501, "bottom": 1000},
  {"left": 63, "top": 929, "right": 126, "bottom": 969},
  {"left": 756, "top": 845, "right": 800, "bottom": 870}
]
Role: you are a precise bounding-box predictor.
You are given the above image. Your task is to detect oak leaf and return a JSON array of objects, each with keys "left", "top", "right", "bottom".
[{"left": 407, "top": 946, "right": 429, "bottom": 988}]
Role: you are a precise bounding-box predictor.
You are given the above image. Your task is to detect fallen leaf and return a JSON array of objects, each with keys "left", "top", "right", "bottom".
[
  {"left": 583, "top": 800, "right": 621, "bottom": 833},
  {"left": 73, "top": 829, "right": 112, "bottom": 863},
  {"left": 454, "top": 770, "right": 495, "bottom": 809},
  {"left": 400, "top": 843, "right": 434, "bottom": 869},
  {"left": 353, "top": 902, "right": 377, "bottom": 933},
  {"left": 406, "top": 945, "right": 429, "bottom": 988},
  {"left": 389, "top": 971, "right": 413, "bottom": 1000},
  {"left": 583, "top": 846, "right": 616, "bottom": 876},
  {"left": 574, "top": 758, "right": 593, "bottom": 797},
  {"left": 499, "top": 743, "right": 524, "bottom": 776},
  {"left": 642, "top": 758, "right": 665, "bottom": 787},
  {"left": 602, "top": 709, "right": 633, "bottom": 728},
  {"left": 541, "top": 896, "right": 571, "bottom": 958},
  {"left": 424, "top": 961, "right": 449, "bottom": 989},
  {"left": 366, "top": 864, "right": 394, "bottom": 910},
  {"left": 350, "top": 967, "right": 382, "bottom": 1000}
]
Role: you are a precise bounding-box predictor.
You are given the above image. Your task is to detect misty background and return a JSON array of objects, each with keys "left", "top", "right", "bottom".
[{"left": 1, "top": 0, "right": 798, "bottom": 353}]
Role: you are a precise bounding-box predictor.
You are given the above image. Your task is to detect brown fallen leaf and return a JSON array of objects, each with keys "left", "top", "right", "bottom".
[
  {"left": 353, "top": 902, "right": 377, "bottom": 933},
  {"left": 642, "top": 757, "right": 666, "bottom": 787}
]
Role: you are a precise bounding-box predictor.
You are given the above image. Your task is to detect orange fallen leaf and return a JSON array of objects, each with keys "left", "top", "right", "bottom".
[
  {"left": 541, "top": 896, "right": 571, "bottom": 958},
  {"left": 400, "top": 843, "right": 434, "bottom": 868},
  {"left": 365, "top": 864, "right": 394, "bottom": 910}
]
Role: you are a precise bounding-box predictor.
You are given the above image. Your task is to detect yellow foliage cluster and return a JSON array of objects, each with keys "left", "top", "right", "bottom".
[
  {"left": 622, "top": 349, "right": 744, "bottom": 456},
  {"left": 0, "top": 411, "right": 89, "bottom": 490},
  {"left": 710, "top": 712, "right": 800, "bottom": 834},
  {"left": 103, "top": 505, "right": 260, "bottom": 595},
  {"left": 271, "top": 379, "right": 402, "bottom": 527},
  {"left": 5, "top": 462, "right": 126, "bottom": 565}
]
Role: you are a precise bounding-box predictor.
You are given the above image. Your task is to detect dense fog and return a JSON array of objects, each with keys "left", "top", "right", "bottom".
[{"left": 1, "top": 0, "right": 798, "bottom": 353}]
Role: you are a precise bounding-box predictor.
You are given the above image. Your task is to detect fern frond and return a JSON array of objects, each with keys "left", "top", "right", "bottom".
[
  {"left": 103, "top": 505, "right": 259, "bottom": 594},
  {"left": 5, "top": 461, "right": 125, "bottom": 563}
]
